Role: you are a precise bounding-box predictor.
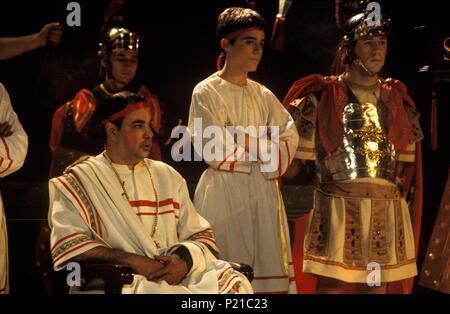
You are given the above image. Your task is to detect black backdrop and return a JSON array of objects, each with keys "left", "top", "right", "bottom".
[{"left": 0, "top": 0, "right": 448, "bottom": 293}]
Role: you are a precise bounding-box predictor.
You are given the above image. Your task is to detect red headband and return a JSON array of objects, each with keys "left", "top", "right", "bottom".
[
  {"left": 101, "top": 101, "right": 147, "bottom": 125},
  {"left": 223, "top": 26, "right": 261, "bottom": 40},
  {"left": 217, "top": 26, "right": 262, "bottom": 71}
]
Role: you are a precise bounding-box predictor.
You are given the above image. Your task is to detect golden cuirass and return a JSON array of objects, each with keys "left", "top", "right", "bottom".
[{"left": 317, "top": 101, "right": 396, "bottom": 183}]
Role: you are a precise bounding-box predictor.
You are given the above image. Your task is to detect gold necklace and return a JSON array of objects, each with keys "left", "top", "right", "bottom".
[{"left": 103, "top": 152, "right": 161, "bottom": 249}]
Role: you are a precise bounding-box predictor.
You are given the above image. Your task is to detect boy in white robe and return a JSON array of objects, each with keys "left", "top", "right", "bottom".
[{"left": 188, "top": 7, "right": 299, "bottom": 293}]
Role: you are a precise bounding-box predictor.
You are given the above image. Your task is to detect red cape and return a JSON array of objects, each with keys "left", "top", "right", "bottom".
[{"left": 284, "top": 74, "right": 423, "bottom": 294}]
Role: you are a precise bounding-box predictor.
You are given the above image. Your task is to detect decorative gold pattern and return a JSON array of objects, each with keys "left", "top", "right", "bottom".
[
  {"left": 320, "top": 182, "right": 401, "bottom": 200},
  {"left": 289, "top": 96, "right": 316, "bottom": 140},
  {"left": 51, "top": 234, "right": 92, "bottom": 260},
  {"left": 309, "top": 183, "right": 413, "bottom": 274},
  {"left": 345, "top": 16, "right": 391, "bottom": 43},
  {"left": 344, "top": 102, "right": 393, "bottom": 179},
  {"left": 218, "top": 267, "right": 238, "bottom": 293},
  {"left": 343, "top": 198, "right": 365, "bottom": 267},
  {"left": 369, "top": 200, "right": 389, "bottom": 263},
  {"left": 306, "top": 191, "right": 330, "bottom": 257},
  {"left": 394, "top": 200, "right": 407, "bottom": 263},
  {"left": 405, "top": 106, "right": 424, "bottom": 144},
  {"left": 304, "top": 255, "right": 415, "bottom": 271},
  {"left": 63, "top": 173, "right": 99, "bottom": 233},
  {"left": 419, "top": 170, "right": 450, "bottom": 294},
  {"left": 318, "top": 101, "right": 396, "bottom": 182}
]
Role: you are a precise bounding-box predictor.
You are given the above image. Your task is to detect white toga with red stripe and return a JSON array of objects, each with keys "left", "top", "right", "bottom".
[
  {"left": 0, "top": 82, "right": 28, "bottom": 294},
  {"left": 48, "top": 154, "right": 253, "bottom": 293},
  {"left": 188, "top": 73, "right": 299, "bottom": 293}
]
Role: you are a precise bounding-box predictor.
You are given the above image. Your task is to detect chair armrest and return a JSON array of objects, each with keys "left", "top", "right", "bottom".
[
  {"left": 228, "top": 262, "right": 254, "bottom": 282},
  {"left": 79, "top": 263, "right": 134, "bottom": 294}
]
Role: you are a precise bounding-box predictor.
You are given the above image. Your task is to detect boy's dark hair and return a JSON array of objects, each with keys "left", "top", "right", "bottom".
[
  {"left": 216, "top": 7, "right": 268, "bottom": 44},
  {"left": 98, "top": 91, "right": 145, "bottom": 143}
]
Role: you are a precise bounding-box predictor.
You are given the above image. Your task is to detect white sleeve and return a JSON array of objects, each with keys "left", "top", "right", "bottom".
[
  {"left": 188, "top": 86, "right": 252, "bottom": 173},
  {"left": 260, "top": 89, "right": 299, "bottom": 180},
  {"left": 0, "top": 83, "right": 28, "bottom": 177},
  {"left": 48, "top": 178, "right": 106, "bottom": 271}
]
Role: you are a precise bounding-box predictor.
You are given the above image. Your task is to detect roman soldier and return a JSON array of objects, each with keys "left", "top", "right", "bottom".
[
  {"left": 283, "top": 3, "right": 423, "bottom": 293},
  {"left": 49, "top": 27, "right": 178, "bottom": 177}
]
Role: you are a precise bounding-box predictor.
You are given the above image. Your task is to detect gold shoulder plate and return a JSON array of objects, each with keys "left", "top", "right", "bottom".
[{"left": 289, "top": 97, "right": 307, "bottom": 108}]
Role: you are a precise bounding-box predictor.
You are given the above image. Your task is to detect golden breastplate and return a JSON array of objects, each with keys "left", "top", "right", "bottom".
[{"left": 317, "top": 102, "right": 396, "bottom": 183}]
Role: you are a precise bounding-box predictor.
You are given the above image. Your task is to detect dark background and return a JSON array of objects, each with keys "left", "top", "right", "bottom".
[{"left": 0, "top": 0, "right": 448, "bottom": 294}]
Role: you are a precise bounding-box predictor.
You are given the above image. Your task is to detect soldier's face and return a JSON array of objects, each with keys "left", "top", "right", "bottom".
[
  {"left": 110, "top": 49, "right": 138, "bottom": 85},
  {"left": 354, "top": 35, "right": 387, "bottom": 75}
]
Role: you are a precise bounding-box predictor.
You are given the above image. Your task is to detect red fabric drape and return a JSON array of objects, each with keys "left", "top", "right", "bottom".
[{"left": 283, "top": 75, "right": 423, "bottom": 294}]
